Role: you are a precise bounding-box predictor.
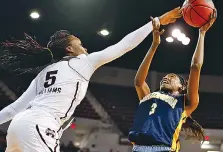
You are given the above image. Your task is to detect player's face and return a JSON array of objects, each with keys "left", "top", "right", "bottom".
[
  {"left": 66, "top": 36, "right": 88, "bottom": 56},
  {"left": 160, "top": 73, "right": 182, "bottom": 92}
]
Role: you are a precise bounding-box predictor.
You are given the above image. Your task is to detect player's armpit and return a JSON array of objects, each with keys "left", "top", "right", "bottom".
[
  {"left": 135, "top": 82, "right": 150, "bottom": 101},
  {"left": 0, "top": 78, "right": 37, "bottom": 125},
  {"left": 0, "top": 105, "right": 17, "bottom": 125}
]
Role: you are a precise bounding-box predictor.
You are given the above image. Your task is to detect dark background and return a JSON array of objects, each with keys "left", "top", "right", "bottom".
[{"left": 0, "top": 0, "right": 222, "bottom": 75}]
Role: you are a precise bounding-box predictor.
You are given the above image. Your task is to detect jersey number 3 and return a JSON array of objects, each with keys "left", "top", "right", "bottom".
[
  {"left": 44, "top": 70, "right": 58, "bottom": 88},
  {"left": 149, "top": 103, "right": 157, "bottom": 115}
]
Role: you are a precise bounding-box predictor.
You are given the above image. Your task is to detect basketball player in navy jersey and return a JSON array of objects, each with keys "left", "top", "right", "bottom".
[
  {"left": 0, "top": 7, "right": 182, "bottom": 152},
  {"left": 128, "top": 11, "right": 216, "bottom": 152}
]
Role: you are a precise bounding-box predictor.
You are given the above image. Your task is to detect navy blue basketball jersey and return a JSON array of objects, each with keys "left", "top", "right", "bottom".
[{"left": 128, "top": 91, "right": 187, "bottom": 151}]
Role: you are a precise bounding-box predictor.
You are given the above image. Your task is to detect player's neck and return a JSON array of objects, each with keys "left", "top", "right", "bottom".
[{"left": 171, "top": 91, "right": 180, "bottom": 96}]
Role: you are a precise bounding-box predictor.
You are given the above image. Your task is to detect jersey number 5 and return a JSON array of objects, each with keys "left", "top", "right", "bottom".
[
  {"left": 44, "top": 70, "right": 58, "bottom": 88},
  {"left": 149, "top": 103, "right": 157, "bottom": 115}
]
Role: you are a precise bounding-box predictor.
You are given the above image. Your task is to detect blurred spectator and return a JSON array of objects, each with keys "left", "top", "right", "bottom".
[
  {"left": 60, "top": 141, "right": 80, "bottom": 152},
  {"left": 81, "top": 147, "right": 90, "bottom": 152}
]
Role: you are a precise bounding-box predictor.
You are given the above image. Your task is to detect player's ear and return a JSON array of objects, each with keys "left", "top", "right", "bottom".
[
  {"left": 181, "top": 84, "right": 186, "bottom": 90},
  {"left": 178, "top": 83, "right": 184, "bottom": 92},
  {"left": 65, "top": 46, "right": 73, "bottom": 53},
  {"left": 179, "top": 84, "right": 187, "bottom": 94}
]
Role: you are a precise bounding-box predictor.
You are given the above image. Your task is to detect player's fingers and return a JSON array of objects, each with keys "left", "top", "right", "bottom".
[
  {"left": 178, "top": 8, "right": 183, "bottom": 14},
  {"left": 207, "top": 19, "right": 215, "bottom": 28},
  {"left": 212, "top": 13, "right": 216, "bottom": 22},
  {"left": 210, "top": 11, "right": 217, "bottom": 24},
  {"left": 213, "top": 9, "right": 217, "bottom": 18},
  {"left": 170, "top": 18, "right": 176, "bottom": 23},
  {"left": 154, "top": 30, "right": 159, "bottom": 36},
  {"left": 211, "top": 11, "right": 215, "bottom": 19},
  {"left": 175, "top": 13, "right": 183, "bottom": 18},
  {"left": 208, "top": 13, "right": 212, "bottom": 20},
  {"left": 150, "top": 16, "right": 156, "bottom": 26},
  {"left": 174, "top": 10, "right": 183, "bottom": 18},
  {"left": 150, "top": 16, "right": 155, "bottom": 25},
  {"left": 211, "top": 17, "right": 216, "bottom": 25},
  {"left": 174, "top": 6, "right": 181, "bottom": 11},
  {"left": 151, "top": 16, "right": 160, "bottom": 30},
  {"left": 159, "top": 29, "right": 165, "bottom": 35},
  {"left": 213, "top": 12, "right": 217, "bottom": 24},
  {"left": 150, "top": 16, "right": 156, "bottom": 28}
]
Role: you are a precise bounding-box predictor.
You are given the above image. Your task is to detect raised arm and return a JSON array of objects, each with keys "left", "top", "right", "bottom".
[
  {"left": 135, "top": 17, "right": 164, "bottom": 100},
  {"left": 0, "top": 78, "right": 37, "bottom": 125},
  {"left": 185, "top": 11, "right": 216, "bottom": 116},
  {"left": 87, "top": 7, "right": 182, "bottom": 69}
]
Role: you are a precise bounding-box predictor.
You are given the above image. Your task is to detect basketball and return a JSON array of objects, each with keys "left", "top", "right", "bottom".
[{"left": 182, "top": 0, "right": 216, "bottom": 27}]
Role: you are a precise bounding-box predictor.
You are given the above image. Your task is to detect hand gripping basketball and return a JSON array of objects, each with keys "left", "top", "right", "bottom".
[
  {"left": 200, "top": 10, "right": 217, "bottom": 33},
  {"left": 182, "top": 0, "right": 216, "bottom": 27}
]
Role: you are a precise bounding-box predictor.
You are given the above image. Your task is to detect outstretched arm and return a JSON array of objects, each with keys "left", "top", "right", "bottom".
[
  {"left": 186, "top": 11, "right": 216, "bottom": 116},
  {"left": 0, "top": 78, "right": 37, "bottom": 124},
  {"left": 87, "top": 7, "right": 182, "bottom": 69},
  {"left": 135, "top": 17, "right": 165, "bottom": 100}
]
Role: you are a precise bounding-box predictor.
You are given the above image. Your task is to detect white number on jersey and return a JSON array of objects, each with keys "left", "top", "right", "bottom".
[{"left": 149, "top": 103, "right": 157, "bottom": 115}]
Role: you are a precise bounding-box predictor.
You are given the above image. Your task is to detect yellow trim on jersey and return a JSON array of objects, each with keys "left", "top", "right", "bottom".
[
  {"left": 171, "top": 111, "right": 187, "bottom": 151},
  {"left": 175, "top": 140, "right": 180, "bottom": 152}
]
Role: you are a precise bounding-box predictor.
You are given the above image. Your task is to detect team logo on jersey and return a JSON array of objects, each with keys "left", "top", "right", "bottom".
[{"left": 45, "top": 128, "right": 56, "bottom": 138}]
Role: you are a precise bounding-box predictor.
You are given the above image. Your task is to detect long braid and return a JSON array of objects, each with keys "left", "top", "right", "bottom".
[
  {"left": 0, "top": 33, "right": 52, "bottom": 75},
  {"left": 0, "top": 30, "right": 74, "bottom": 75},
  {"left": 1, "top": 33, "right": 45, "bottom": 51}
]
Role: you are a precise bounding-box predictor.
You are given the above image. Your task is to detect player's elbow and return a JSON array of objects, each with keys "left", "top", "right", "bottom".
[
  {"left": 190, "top": 63, "right": 202, "bottom": 74},
  {"left": 191, "top": 62, "right": 202, "bottom": 70},
  {"left": 134, "top": 78, "right": 144, "bottom": 87},
  {"left": 191, "top": 98, "right": 199, "bottom": 109},
  {"left": 186, "top": 99, "right": 199, "bottom": 115},
  {"left": 186, "top": 94, "right": 199, "bottom": 115}
]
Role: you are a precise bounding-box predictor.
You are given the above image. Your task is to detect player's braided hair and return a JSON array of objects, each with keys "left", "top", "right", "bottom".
[
  {"left": 47, "top": 30, "right": 77, "bottom": 60},
  {"left": 177, "top": 75, "right": 188, "bottom": 94},
  {"left": 0, "top": 30, "right": 74, "bottom": 75},
  {"left": 182, "top": 116, "right": 205, "bottom": 142},
  {"left": 176, "top": 75, "right": 205, "bottom": 142}
]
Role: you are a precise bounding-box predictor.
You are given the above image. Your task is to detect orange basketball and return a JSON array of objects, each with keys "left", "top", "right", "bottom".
[{"left": 182, "top": 0, "right": 216, "bottom": 27}]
